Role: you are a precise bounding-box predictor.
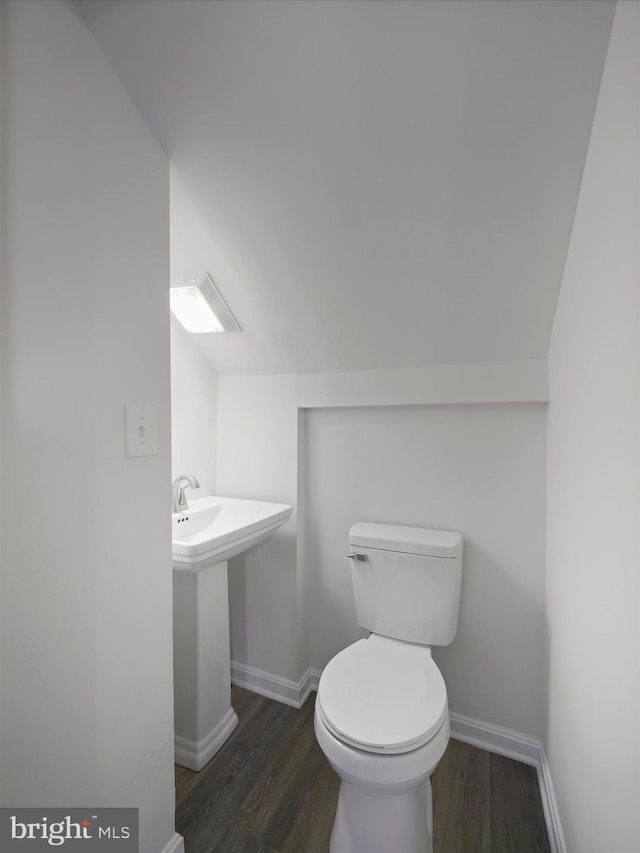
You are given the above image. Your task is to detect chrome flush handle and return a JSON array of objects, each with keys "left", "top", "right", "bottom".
[{"left": 347, "top": 553, "right": 367, "bottom": 561}]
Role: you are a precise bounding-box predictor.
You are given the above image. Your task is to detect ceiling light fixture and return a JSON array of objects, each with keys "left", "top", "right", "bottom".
[{"left": 170, "top": 272, "right": 241, "bottom": 334}]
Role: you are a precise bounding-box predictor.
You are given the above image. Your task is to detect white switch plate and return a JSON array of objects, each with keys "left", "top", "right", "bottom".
[{"left": 124, "top": 405, "right": 157, "bottom": 457}]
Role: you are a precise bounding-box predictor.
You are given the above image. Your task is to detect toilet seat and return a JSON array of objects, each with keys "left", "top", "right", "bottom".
[{"left": 317, "top": 636, "right": 448, "bottom": 755}]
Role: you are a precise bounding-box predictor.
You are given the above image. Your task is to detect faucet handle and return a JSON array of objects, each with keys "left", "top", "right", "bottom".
[
  {"left": 172, "top": 473, "right": 199, "bottom": 513},
  {"left": 172, "top": 473, "right": 200, "bottom": 490}
]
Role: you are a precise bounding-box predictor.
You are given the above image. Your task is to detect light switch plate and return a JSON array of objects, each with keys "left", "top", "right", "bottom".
[{"left": 124, "top": 405, "right": 157, "bottom": 457}]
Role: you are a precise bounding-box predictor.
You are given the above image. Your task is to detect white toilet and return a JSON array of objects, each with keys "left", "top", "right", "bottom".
[{"left": 314, "top": 521, "right": 463, "bottom": 853}]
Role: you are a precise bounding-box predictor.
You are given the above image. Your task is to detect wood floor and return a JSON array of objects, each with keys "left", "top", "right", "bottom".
[{"left": 175, "top": 686, "right": 550, "bottom": 853}]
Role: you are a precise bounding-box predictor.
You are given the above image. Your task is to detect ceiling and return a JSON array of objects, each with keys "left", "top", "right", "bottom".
[{"left": 81, "top": 0, "right": 615, "bottom": 375}]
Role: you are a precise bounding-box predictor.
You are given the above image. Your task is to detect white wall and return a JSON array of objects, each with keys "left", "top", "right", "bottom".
[
  {"left": 170, "top": 314, "right": 217, "bottom": 498},
  {"left": 305, "top": 404, "right": 547, "bottom": 737},
  {"left": 0, "top": 0, "right": 4, "bottom": 777},
  {"left": 217, "top": 360, "right": 548, "bottom": 735},
  {"left": 0, "top": 3, "right": 177, "bottom": 852},
  {"left": 546, "top": 2, "right": 640, "bottom": 851},
  {"left": 219, "top": 375, "right": 301, "bottom": 682}
]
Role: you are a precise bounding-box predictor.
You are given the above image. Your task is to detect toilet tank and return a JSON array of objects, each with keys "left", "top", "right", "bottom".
[{"left": 349, "top": 522, "right": 463, "bottom": 646}]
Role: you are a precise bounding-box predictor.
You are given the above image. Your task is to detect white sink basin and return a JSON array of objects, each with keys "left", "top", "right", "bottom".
[{"left": 172, "top": 495, "right": 292, "bottom": 570}]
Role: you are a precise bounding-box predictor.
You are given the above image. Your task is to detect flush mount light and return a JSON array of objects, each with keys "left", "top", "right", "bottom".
[{"left": 170, "top": 272, "right": 241, "bottom": 334}]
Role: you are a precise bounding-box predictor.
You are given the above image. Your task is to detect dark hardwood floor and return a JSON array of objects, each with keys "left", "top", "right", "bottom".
[{"left": 176, "top": 686, "right": 550, "bottom": 853}]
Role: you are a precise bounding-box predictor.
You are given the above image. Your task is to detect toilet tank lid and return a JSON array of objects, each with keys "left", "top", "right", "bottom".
[{"left": 350, "top": 522, "right": 462, "bottom": 558}]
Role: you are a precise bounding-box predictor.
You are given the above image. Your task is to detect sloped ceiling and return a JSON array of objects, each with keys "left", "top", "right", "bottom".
[{"left": 81, "top": 0, "right": 614, "bottom": 375}]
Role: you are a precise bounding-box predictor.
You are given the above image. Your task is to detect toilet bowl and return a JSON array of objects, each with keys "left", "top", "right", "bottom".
[
  {"left": 315, "top": 634, "right": 450, "bottom": 853},
  {"left": 314, "top": 522, "right": 463, "bottom": 853}
]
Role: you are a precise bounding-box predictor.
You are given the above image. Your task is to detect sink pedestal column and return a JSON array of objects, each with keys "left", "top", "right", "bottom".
[{"left": 173, "top": 560, "right": 238, "bottom": 771}]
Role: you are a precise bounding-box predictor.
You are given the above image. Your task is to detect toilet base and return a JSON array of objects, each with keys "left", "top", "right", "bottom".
[{"left": 330, "top": 776, "right": 433, "bottom": 853}]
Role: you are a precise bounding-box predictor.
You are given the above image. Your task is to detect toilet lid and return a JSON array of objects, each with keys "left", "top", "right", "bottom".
[{"left": 317, "top": 637, "right": 448, "bottom": 754}]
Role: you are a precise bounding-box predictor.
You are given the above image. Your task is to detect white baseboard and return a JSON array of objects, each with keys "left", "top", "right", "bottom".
[
  {"left": 158, "top": 832, "right": 184, "bottom": 853},
  {"left": 231, "top": 660, "right": 321, "bottom": 709},
  {"left": 449, "top": 711, "right": 565, "bottom": 853},
  {"left": 449, "top": 710, "right": 541, "bottom": 765},
  {"left": 174, "top": 707, "right": 238, "bottom": 771},
  {"left": 304, "top": 667, "right": 322, "bottom": 697},
  {"left": 537, "top": 744, "right": 567, "bottom": 853}
]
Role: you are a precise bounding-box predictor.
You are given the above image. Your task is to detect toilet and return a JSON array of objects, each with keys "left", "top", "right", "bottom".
[{"left": 314, "top": 521, "right": 463, "bottom": 853}]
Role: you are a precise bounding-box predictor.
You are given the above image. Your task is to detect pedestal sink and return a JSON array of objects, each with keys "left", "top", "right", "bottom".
[{"left": 172, "top": 496, "right": 292, "bottom": 771}]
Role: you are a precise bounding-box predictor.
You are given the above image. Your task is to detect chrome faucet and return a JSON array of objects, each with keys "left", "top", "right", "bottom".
[{"left": 172, "top": 474, "right": 200, "bottom": 513}]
